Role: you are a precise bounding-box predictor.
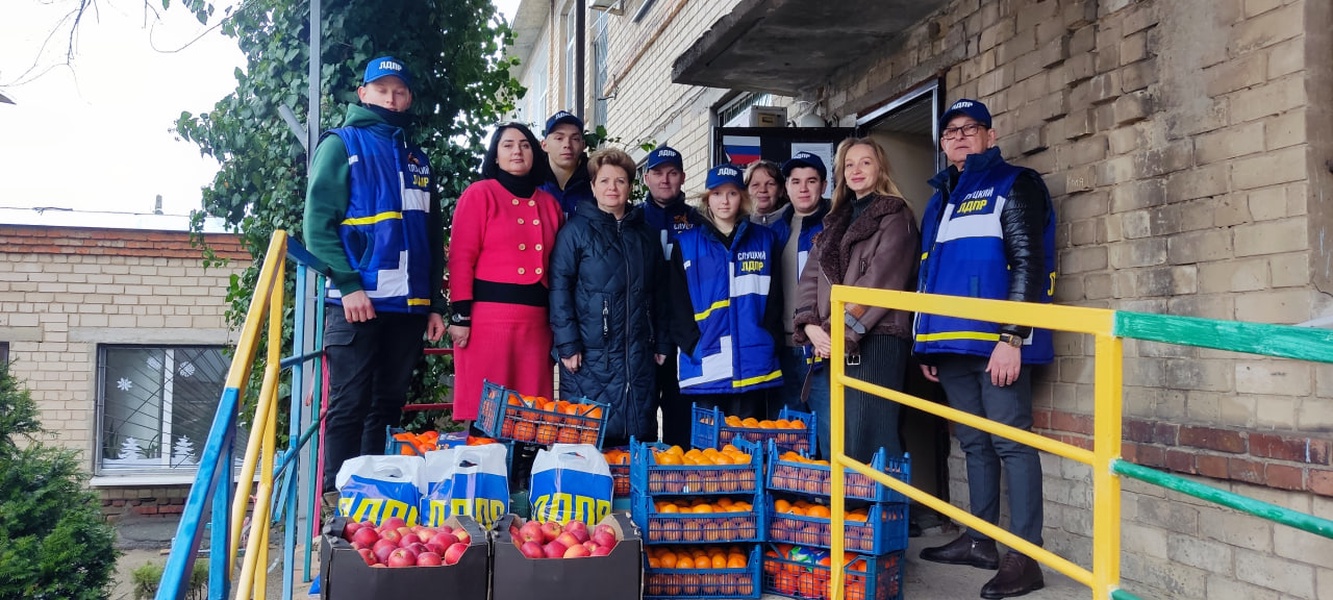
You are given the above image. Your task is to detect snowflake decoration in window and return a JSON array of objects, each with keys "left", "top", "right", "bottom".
[
  {"left": 116, "top": 377, "right": 133, "bottom": 391},
  {"left": 147, "top": 355, "right": 163, "bottom": 371},
  {"left": 179, "top": 361, "right": 196, "bottom": 378}
]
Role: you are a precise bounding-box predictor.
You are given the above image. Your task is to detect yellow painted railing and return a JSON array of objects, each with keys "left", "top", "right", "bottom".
[
  {"left": 825, "top": 285, "right": 1333, "bottom": 600},
  {"left": 827, "top": 288, "right": 1123, "bottom": 598}
]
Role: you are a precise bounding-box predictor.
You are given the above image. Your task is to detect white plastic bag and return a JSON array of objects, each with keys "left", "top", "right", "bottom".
[
  {"left": 335, "top": 455, "right": 422, "bottom": 525},
  {"left": 418, "top": 443, "right": 510, "bottom": 528},
  {"left": 529, "top": 443, "right": 613, "bottom": 526}
]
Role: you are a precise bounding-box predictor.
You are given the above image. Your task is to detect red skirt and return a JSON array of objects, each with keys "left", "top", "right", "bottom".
[{"left": 452, "top": 302, "right": 554, "bottom": 421}]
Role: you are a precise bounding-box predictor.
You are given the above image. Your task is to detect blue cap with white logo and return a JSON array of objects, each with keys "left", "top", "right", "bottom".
[
  {"left": 544, "top": 110, "right": 584, "bottom": 136},
  {"left": 705, "top": 164, "right": 745, "bottom": 191},
  {"left": 363, "top": 56, "right": 412, "bottom": 90},
  {"left": 939, "top": 98, "right": 992, "bottom": 132},
  {"left": 645, "top": 146, "right": 684, "bottom": 171},
  {"left": 781, "top": 151, "right": 827, "bottom": 181}
]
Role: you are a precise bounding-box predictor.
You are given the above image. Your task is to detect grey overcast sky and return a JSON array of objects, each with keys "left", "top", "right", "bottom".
[{"left": 0, "top": 0, "right": 521, "bottom": 217}]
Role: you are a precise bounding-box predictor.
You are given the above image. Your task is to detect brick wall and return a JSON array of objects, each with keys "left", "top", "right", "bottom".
[
  {"left": 818, "top": 0, "right": 1333, "bottom": 596},
  {"left": 0, "top": 224, "right": 249, "bottom": 513}
]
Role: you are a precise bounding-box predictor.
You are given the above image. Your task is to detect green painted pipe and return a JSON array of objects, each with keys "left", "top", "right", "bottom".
[
  {"left": 1110, "top": 589, "right": 1143, "bottom": 600},
  {"left": 1112, "top": 459, "right": 1333, "bottom": 539}
]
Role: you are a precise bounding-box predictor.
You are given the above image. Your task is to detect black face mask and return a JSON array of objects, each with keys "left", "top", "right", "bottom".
[{"left": 363, "top": 103, "right": 414, "bottom": 129}]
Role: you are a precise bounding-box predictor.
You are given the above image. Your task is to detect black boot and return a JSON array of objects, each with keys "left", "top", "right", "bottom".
[
  {"left": 980, "top": 551, "right": 1045, "bottom": 599},
  {"left": 919, "top": 533, "right": 999, "bottom": 570}
]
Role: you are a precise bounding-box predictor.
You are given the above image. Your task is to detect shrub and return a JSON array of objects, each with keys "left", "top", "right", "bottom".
[{"left": 0, "top": 362, "right": 118, "bottom": 599}]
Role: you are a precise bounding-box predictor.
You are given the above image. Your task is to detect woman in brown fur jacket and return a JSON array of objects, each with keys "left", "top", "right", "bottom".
[{"left": 792, "top": 137, "right": 920, "bottom": 461}]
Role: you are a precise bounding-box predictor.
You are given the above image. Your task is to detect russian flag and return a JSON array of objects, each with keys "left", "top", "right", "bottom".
[{"left": 722, "top": 135, "right": 762, "bottom": 166}]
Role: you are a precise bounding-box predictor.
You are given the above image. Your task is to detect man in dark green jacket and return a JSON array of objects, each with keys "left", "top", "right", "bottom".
[{"left": 303, "top": 56, "right": 446, "bottom": 505}]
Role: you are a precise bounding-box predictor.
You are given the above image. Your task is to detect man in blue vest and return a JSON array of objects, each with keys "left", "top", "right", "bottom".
[
  {"left": 540, "top": 110, "right": 593, "bottom": 217},
  {"left": 916, "top": 99, "right": 1056, "bottom": 599},
  {"left": 640, "top": 145, "right": 703, "bottom": 446},
  {"left": 304, "top": 56, "right": 447, "bottom": 506}
]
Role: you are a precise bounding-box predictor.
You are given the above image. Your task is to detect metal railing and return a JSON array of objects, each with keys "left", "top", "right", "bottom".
[{"left": 825, "top": 286, "right": 1333, "bottom": 600}]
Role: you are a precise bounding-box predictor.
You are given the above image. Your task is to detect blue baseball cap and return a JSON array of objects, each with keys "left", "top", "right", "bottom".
[
  {"left": 363, "top": 56, "right": 412, "bottom": 90},
  {"left": 781, "top": 151, "right": 827, "bottom": 181},
  {"left": 645, "top": 146, "right": 684, "bottom": 171},
  {"left": 705, "top": 164, "right": 745, "bottom": 191},
  {"left": 939, "top": 98, "right": 992, "bottom": 132},
  {"left": 544, "top": 110, "right": 584, "bottom": 136}
]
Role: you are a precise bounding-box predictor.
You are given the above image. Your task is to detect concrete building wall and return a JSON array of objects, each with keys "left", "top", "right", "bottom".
[
  {"left": 0, "top": 224, "right": 249, "bottom": 517},
  {"left": 819, "top": 0, "right": 1333, "bottom": 596}
]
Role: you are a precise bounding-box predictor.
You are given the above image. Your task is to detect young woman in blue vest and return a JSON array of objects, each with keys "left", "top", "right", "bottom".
[
  {"left": 793, "top": 138, "right": 920, "bottom": 461},
  {"left": 548, "top": 148, "right": 669, "bottom": 447},
  {"left": 667, "top": 164, "right": 785, "bottom": 420}
]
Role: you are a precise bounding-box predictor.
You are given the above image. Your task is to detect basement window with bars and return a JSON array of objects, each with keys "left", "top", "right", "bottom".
[{"left": 95, "top": 345, "right": 238, "bottom": 475}]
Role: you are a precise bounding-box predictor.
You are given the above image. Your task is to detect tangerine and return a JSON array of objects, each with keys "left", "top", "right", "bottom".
[{"left": 513, "top": 421, "right": 536, "bottom": 441}]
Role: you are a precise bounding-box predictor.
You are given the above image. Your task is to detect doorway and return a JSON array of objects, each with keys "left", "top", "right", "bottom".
[{"left": 859, "top": 84, "right": 952, "bottom": 524}]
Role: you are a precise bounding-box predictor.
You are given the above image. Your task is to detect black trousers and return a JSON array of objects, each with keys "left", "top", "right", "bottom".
[
  {"left": 656, "top": 354, "right": 691, "bottom": 447},
  {"left": 321, "top": 308, "right": 427, "bottom": 493}
]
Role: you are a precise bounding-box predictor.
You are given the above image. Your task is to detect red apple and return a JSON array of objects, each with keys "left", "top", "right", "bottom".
[
  {"left": 407, "top": 543, "right": 428, "bottom": 558},
  {"left": 590, "top": 545, "right": 612, "bottom": 557},
  {"left": 519, "top": 540, "right": 545, "bottom": 559},
  {"left": 371, "top": 563, "right": 386, "bottom": 568},
  {"left": 397, "top": 526, "right": 414, "bottom": 539},
  {"left": 399, "top": 533, "right": 422, "bottom": 547},
  {"left": 453, "top": 528, "right": 471, "bottom": 544},
  {"left": 540, "top": 521, "right": 563, "bottom": 543},
  {"left": 379, "top": 528, "right": 403, "bottom": 544},
  {"left": 519, "top": 522, "right": 544, "bottom": 544},
  {"left": 425, "top": 542, "right": 447, "bottom": 556},
  {"left": 444, "top": 542, "right": 469, "bottom": 566},
  {"left": 372, "top": 540, "right": 398, "bottom": 564},
  {"left": 543, "top": 541, "right": 567, "bottom": 559},
  {"left": 565, "top": 521, "right": 590, "bottom": 544},
  {"left": 382, "top": 517, "right": 408, "bottom": 531},
  {"left": 351, "top": 526, "right": 380, "bottom": 548},
  {"left": 416, "top": 551, "right": 442, "bottom": 566},
  {"left": 415, "top": 527, "right": 437, "bottom": 540},
  {"left": 358, "top": 547, "right": 377, "bottom": 566},
  {"left": 386, "top": 548, "right": 415, "bottom": 568},
  {"left": 343, "top": 520, "right": 366, "bottom": 541},
  {"left": 593, "top": 524, "right": 615, "bottom": 539},
  {"left": 563, "top": 543, "right": 590, "bottom": 558},
  {"left": 429, "top": 532, "right": 457, "bottom": 549},
  {"left": 438, "top": 525, "right": 454, "bottom": 535},
  {"left": 554, "top": 532, "right": 581, "bottom": 550},
  {"left": 592, "top": 530, "right": 617, "bottom": 549},
  {"left": 583, "top": 541, "right": 597, "bottom": 553}
]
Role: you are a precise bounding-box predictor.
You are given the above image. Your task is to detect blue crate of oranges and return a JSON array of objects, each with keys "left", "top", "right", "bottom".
[
  {"left": 766, "top": 440, "right": 911, "bottom": 503},
  {"left": 690, "top": 404, "right": 816, "bottom": 454},
  {"left": 762, "top": 544, "right": 904, "bottom": 600},
  {"left": 766, "top": 495, "right": 908, "bottom": 555},
  {"left": 475, "top": 380, "right": 609, "bottom": 447},
  {"left": 629, "top": 438, "right": 761, "bottom": 496},
  {"left": 643, "top": 544, "right": 762, "bottom": 600},
  {"left": 631, "top": 493, "right": 766, "bottom": 545},
  {"left": 603, "top": 447, "right": 631, "bottom": 497}
]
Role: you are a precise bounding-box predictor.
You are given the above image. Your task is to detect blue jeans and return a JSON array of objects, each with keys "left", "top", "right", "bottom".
[
  {"left": 768, "top": 346, "right": 812, "bottom": 419},
  {"left": 935, "top": 354, "right": 1044, "bottom": 546},
  {"left": 805, "top": 334, "right": 908, "bottom": 462}
]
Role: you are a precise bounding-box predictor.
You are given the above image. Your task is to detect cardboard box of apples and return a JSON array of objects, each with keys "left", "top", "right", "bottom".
[
  {"left": 491, "top": 512, "right": 642, "bottom": 600},
  {"left": 319, "top": 514, "right": 489, "bottom": 600}
]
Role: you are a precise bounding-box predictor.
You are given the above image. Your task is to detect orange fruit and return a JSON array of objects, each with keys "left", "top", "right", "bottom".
[
  {"left": 660, "top": 551, "right": 678, "bottom": 568},
  {"left": 789, "top": 419, "right": 806, "bottom": 429},
  {"left": 807, "top": 505, "right": 831, "bottom": 518},
  {"left": 711, "top": 554, "right": 727, "bottom": 569},
  {"left": 724, "top": 415, "right": 742, "bottom": 427},
  {"left": 692, "top": 504, "right": 714, "bottom": 513},
  {"left": 741, "top": 417, "right": 760, "bottom": 428},
  {"left": 774, "top": 498, "right": 791, "bottom": 513},
  {"left": 513, "top": 421, "right": 536, "bottom": 441},
  {"left": 758, "top": 420, "right": 776, "bottom": 428},
  {"left": 647, "top": 556, "right": 661, "bottom": 568},
  {"left": 655, "top": 452, "right": 681, "bottom": 465},
  {"left": 693, "top": 555, "right": 711, "bottom": 569},
  {"left": 727, "top": 554, "right": 747, "bottom": 568},
  {"left": 660, "top": 503, "right": 679, "bottom": 513}
]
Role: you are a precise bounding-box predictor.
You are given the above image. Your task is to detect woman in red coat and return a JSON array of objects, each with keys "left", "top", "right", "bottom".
[{"left": 448, "top": 123, "right": 563, "bottom": 424}]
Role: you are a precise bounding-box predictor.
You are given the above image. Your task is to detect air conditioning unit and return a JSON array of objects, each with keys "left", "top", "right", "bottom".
[
  {"left": 590, "top": 0, "right": 624, "bottom": 14},
  {"left": 724, "top": 105, "right": 787, "bottom": 128}
]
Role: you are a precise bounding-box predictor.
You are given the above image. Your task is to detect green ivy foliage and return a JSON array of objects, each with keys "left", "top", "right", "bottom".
[
  {"left": 0, "top": 363, "right": 119, "bottom": 599},
  {"left": 172, "top": 0, "right": 524, "bottom": 434}
]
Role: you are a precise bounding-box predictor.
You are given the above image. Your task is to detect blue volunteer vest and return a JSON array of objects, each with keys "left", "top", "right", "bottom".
[
  {"left": 915, "top": 148, "right": 1057, "bottom": 363},
  {"left": 324, "top": 124, "right": 433, "bottom": 314},
  {"left": 676, "top": 221, "right": 783, "bottom": 394}
]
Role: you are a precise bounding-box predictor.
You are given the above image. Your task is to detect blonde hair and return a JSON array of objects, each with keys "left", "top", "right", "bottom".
[
  {"left": 586, "top": 147, "right": 637, "bottom": 182},
  {"left": 831, "top": 137, "right": 904, "bottom": 210},
  {"left": 696, "top": 184, "right": 752, "bottom": 225}
]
